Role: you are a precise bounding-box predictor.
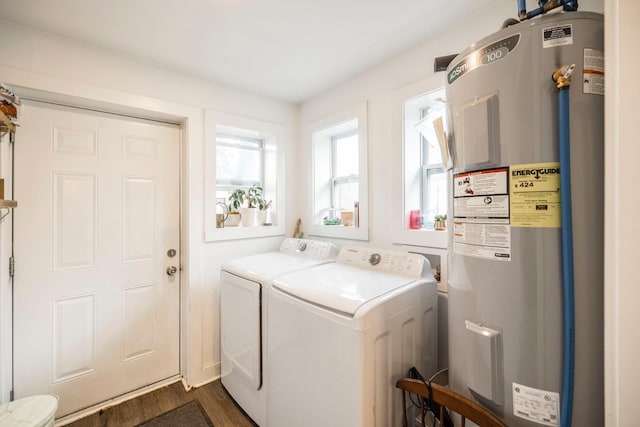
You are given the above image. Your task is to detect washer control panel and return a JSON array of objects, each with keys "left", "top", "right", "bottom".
[
  {"left": 338, "top": 246, "right": 426, "bottom": 277},
  {"left": 279, "top": 238, "right": 338, "bottom": 259}
]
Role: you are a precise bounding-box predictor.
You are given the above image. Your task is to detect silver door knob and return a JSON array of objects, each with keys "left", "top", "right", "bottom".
[{"left": 166, "top": 266, "right": 178, "bottom": 276}]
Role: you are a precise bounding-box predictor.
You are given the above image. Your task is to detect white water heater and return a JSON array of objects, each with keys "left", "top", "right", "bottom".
[{"left": 445, "top": 11, "right": 603, "bottom": 427}]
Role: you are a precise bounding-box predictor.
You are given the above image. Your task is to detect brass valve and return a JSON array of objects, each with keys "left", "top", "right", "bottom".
[{"left": 553, "top": 64, "right": 576, "bottom": 89}]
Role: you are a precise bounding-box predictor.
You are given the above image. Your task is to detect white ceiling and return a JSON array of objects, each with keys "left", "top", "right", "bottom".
[{"left": 0, "top": 0, "right": 503, "bottom": 103}]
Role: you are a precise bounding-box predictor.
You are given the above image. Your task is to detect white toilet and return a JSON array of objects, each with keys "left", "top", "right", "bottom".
[{"left": 0, "top": 395, "right": 58, "bottom": 427}]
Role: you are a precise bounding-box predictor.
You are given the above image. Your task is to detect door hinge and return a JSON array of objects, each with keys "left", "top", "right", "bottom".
[
  {"left": 9, "top": 389, "right": 14, "bottom": 401},
  {"left": 9, "top": 256, "right": 14, "bottom": 277}
]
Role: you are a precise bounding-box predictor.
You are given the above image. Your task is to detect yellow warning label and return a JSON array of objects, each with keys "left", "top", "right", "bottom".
[{"left": 510, "top": 162, "right": 561, "bottom": 228}]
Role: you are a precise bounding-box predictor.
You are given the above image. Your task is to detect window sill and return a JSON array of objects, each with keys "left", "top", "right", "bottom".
[
  {"left": 207, "top": 223, "right": 285, "bottom": 242},
  {"left": 308, "top": 223, "right": 368, "bottom": 241}
]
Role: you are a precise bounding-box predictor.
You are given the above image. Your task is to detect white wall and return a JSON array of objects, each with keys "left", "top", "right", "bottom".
[
  {"left": 0, "top": 19, "right": 298, "bottom": 398},
  {"left": 604, "top": 0, "right": 640, "bottom": 425}
]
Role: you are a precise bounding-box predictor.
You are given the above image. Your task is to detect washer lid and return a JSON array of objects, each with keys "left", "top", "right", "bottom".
[
  {"left": 272, "top": 263, "right": 417, "bottom": 316},
  {"left": 222, "top": 252, "right": 333, "bottom": 283},
  {"left": 0, "top": 395, "right": 58, "bottom": 427}
]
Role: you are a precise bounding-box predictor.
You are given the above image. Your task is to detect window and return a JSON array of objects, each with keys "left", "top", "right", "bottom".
[
  {"left": 403, "top": 89, "right": 449, "bottom": 232},
  {"left": 390, "top": 76, "right": 449, "bottom": 249},
  {"left": 330, "top": 130, "right": 359, "bottom": 219},
  {"left": 308, "top": 102, "right": 368, "bottom": 240},
  {"left": 205, "top": 111, "right": 285, "bottom": 241},
  {"left": 419, "top": 107, "right": 447, "bottom": 229}
]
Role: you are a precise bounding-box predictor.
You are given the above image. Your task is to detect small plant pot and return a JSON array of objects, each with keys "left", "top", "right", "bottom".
[
  {"left": 341, "top": 211, "right": 354, "bottom": 226},
  {"left": 241, "top": 207, "right": 258, "bottom": 227},
  {"left": 226, "top": 212, "right": 242, "bottom": 227},
  {"left": 258, "top": 209, "right": 269, "bottom": 225},
  {"left": 434, "top": 220, "right": 446, "bottom": 231}
]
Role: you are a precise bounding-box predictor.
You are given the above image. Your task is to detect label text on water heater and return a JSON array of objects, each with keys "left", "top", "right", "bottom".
[
  {"left": 511, "top": 167, "right": 560, "bottom": 179},
  {"left": 510, "top": 162, "right": 561, "bottom": 228},
  {"left": 448, "top": 34, "right": 520, "bottom": 84}
]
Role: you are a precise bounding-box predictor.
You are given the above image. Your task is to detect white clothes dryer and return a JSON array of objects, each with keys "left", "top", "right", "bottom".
[
  {"left": 220, "top": 238, "right": 337, "bottom": 426},
  {"left": 267, "top": 246, "right": 438, "bottom": 427}
]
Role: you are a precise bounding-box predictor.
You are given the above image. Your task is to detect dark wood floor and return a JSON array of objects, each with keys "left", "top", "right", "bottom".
[{"left": 66, "top": 380, "right": 257, "bottom": 427}]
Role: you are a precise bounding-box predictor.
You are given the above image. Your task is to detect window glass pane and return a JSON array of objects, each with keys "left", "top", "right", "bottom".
[
  {"left": 424, "top": 137, "right": 443, "bottom": 166},
  {"left": 334, "top": 134, "right": 359, "bottom": 176},
  {"left": 423, "top": 168, "right": 447, "bottom": 228},
  {"left": 420, "top": 108, "right": 443, "bottom": 167},
  {"left": 216, "top": 145, "right": 261, "bottom": 184},
  {"left": 216, "top": 189, "right": 231, "bottom": 202},
  {"left": 334, "top": 180, "right": 359, "bottom": 211}
]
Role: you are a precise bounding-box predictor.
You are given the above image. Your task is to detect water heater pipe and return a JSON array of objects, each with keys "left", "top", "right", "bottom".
[
  {"left": 517, "top": 0, "right": 527, "bottom": 20},
  {"left": 553, "top": 63, "right": 576, "bottom": 427},
  {"left": 518, "top": 0, "right": 579, "bottom": 20}
]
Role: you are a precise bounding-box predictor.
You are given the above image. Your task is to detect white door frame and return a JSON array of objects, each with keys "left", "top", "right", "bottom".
[
  {"left": 0, "top": 128, "right": 14, "bottom": 405},
  {"left": 0, "top": 65, "right": 210, "bottom": 405}
]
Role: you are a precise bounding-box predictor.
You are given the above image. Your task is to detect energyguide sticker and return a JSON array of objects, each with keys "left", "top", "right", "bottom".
[
  {"left": 510, "top": 162, "right": 561, "bottom": 228},
  {"left": 513, "top": 383, "right": 560, "bottom": 426}
]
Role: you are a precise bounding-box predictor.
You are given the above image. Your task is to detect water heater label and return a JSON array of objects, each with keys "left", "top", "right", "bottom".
[
  {"left": 453, "top": 168, "right": 511, "bottom": 261},
  {"left": 583, "top": 48, "right": 605, "bottom": 95},
  {"left": 447, "top": 34, "right": 520, "bottom": 84},
  {"left": 542, "top": 24, "right": 573, "bottom": 48},
  {"left": 453, "top": 221, "right": 511, "bottom": 261},
  {"left": 453, "top": 168, "right": 508, "bottom": 198},
  {"left": 510, "top": 162, "right": 561, "bottom": 228},
  {"left": 513, "top": 383, "right": 559, "bottom": 426}
]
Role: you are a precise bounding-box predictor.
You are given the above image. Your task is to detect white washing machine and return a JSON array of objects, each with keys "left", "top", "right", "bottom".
[
  {"left": 220, "top": 238, "right": 337, "bottom": 426},
  {"left": 267, "top": 246, "right": 438, "bottom": 427}
]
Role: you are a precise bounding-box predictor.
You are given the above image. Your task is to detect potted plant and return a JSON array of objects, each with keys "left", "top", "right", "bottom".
[
  {"left": 227, "top": 184, "right": 269, "bottom": 227},
  {"left": 226, "top": 189, "right": 244, "bottom": 226},
  {"left": 434, "top": 214, "right": 447, "bottom": 231},
  {"left": 258, "top": 198, "right": 273, "bottom": 225},
  {"left": 241, "top": 184, "right": 263, "bottom": 226}
]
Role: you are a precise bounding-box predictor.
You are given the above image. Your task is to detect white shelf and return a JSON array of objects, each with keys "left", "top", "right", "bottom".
[
  {"left": 0, "top": 200, "right": 17, "bottom": 208},
  {"left": 0, "top": 200, "right": 16, "bottom": 220}
]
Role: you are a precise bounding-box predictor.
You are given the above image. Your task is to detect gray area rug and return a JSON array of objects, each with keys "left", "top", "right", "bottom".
[{"left": 136, "top": 400, "right": 214, "bottom": 427}]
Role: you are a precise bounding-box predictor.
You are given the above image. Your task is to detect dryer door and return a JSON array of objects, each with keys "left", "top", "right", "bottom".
[{"left": 221, "top": 271, "right": 262, "bottom": 389}]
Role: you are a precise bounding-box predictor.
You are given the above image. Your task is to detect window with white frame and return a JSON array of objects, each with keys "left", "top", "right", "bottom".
[
  {"left": 308, "top": 102, "right": 368, "bottom": 241},
  {"left": 419, "top": 107, "right": 448, "bottom": 229},
  {"left": 403, "top": 88, "right": 449, "bottom": 231},
  {"left": 204, "top": 110, "right": 285, "bottom": 241}
]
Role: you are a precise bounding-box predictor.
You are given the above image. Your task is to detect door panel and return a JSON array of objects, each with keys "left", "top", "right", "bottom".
[{"left": 13, "top": 101, "right": 180, "bottom": 417}]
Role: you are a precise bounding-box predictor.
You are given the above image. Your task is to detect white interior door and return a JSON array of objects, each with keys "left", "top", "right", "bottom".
[{"left": 13, "top": 101, "right": 180, "bottom": 417}]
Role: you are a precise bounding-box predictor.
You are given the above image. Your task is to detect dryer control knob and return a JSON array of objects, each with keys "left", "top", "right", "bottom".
[{"left": 369, "top": 253, "right": 381, "bottom": 266}]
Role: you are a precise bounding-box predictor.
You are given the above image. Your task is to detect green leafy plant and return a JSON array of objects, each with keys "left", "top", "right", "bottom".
[
  {"left": 259, "top": 199, "right": 272, "bottom": 211},
  {"left": 227, "top": 184, "right": 271, "bottom": 212},
  {"left": 434, "top": 213, "right": 447, "bottom": 231},
  {"left": 245, "top": 184, "right": 264, "bottom": 208},
  {"left": 228, "top": 189, "right": 246, "bottom": 213}
]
